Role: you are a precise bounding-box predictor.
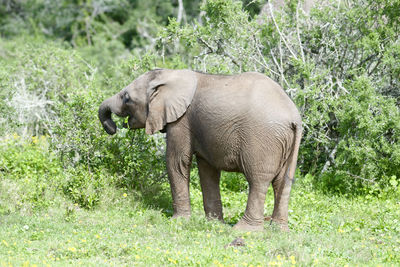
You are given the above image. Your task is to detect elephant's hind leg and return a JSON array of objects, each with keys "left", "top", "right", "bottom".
[
  {"left": 271, "top": 125, "right": 302, "bottom": 231},
  {"left": 270, "top": 163, "right": 292, "bottom": 231},
  {"left": 198, "top": 157, "right": 223, "bottom": 221},
  {"left": 233, "top": 172, "right": 273, "bottom": 231}
]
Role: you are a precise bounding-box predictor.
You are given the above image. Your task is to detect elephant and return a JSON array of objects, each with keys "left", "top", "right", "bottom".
[{"left": 98, "top": 69, "right": 302, "bottom": 231}]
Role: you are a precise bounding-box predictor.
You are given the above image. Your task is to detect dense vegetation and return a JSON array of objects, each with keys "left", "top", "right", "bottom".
[{"left": 1, "top": 0, "right": 399, "bottom": 265}]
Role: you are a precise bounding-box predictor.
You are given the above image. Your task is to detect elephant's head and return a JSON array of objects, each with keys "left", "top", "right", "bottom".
[{"left": 98, "top": 69, "right": 197, "bottom": 135}]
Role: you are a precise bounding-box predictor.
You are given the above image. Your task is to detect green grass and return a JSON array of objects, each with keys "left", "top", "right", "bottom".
[{"left": 1, "top": 174, "right": 399, "bottom": 267}]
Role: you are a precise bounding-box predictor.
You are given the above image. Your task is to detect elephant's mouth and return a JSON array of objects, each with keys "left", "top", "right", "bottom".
[
  {"left": 121, "top": 116, "right": 144, "bottom": 131},
  {"left": 127, "top": 116, "right": 137, "bottom": 129}
]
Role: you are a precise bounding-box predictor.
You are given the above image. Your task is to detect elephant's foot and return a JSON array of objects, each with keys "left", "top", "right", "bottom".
[
  {"left": 206, "top": 214, "right": 225, "bottom": 223},
  {"left": 233, "top": 219, "right": 264, "bottom": 232},
  {"left": 171, "top": 201, "right": 191, "bottom": 219},
  {"left": 204, "top": 208, "right": 224, "bottom": 223}
]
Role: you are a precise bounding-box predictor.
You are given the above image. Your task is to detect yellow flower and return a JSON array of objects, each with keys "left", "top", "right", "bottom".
[
  {"left": 32, "top": 136, "right": 38, "bottom": 144},
  {"left": 68, "top": 247, "right": 77, "bottom": 252},
  {"left": 2, "top": 240, "right": 8, "bottom": 247},
  {"left": 135, "top": 255, "right": 140, "bottom": 259},
  {"left": 168, "top": 258, "right": 177, "bottom": 264},
  {"left": 123, "top": 193, "right": 127, "bottom": 198},
  {"left": 81, "top": 239, "right": 86, "bottom": 243}
]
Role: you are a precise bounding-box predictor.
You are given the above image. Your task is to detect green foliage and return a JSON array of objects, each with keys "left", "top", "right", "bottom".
[
  {"left": 159, "top": 0, "right": 260, "bottom": 73},
  {"left": 0, "top": 136, "right": 58, "bottom": 180},
  {"left": 61, "top": 166, "right": 106, "bottom": 210},
  {"left": 297, "top": 74, "right": 400, "bottom": 194},
  {"left": 0, "top": 37, "right": 95, "bottom": 137},
  {"left": 0, "top": 135, "right": 61, "bottom": 212},
  {"left": 0, "top": 37, "right": 167, "bottom": 209},
  {"left": 221, "top": 172, "right": 247, "bottom": 193}
]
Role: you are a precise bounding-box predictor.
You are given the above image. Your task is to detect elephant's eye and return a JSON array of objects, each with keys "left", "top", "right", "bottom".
[{"left": 123, "top": 92, "right": 130, "bottom": 104}]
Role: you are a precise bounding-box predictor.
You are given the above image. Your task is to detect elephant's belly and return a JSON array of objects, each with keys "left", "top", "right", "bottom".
[
  {"left": 192, "top": 121, "right": 292, "bottom": 174},
  {"left": 193, "top": 137, "right": 242, "bottom": 172}
]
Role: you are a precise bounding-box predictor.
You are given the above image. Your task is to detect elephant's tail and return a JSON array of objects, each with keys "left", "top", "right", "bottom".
[{"left": 286, "top": 122, "right": 302, "bottom": 180}]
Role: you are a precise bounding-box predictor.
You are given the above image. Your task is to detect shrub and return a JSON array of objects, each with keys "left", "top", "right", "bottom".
[
  {"left": 0, "top": 37, "right": 96, "bottom": 137},
  {"left": 0, "top": 135, "right": 61, "bottom": 211},
  {"left": 61, "top": 166, "right": 105, "bottom": 209},
  {"left": 0, "top": 38, "right": 167, "bottom": 208}
]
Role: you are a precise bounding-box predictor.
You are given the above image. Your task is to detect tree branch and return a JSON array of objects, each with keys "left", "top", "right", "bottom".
[{"left": 268, "top": 2, "right": 299, "bottom": 60}]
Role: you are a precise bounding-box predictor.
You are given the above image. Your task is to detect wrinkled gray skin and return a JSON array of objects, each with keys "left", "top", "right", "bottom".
[{"left": 99, "top": 69, "right": 302, "bottom": 231}]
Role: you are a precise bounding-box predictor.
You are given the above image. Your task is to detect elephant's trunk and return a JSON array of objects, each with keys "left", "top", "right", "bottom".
[{"left": 98, "top": 98, "right": 117, "bottom": 135}]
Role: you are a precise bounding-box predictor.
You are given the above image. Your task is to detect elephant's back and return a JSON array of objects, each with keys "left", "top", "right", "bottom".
[{"left": 193, "top": 72, "right": 300, "bottom": 124}]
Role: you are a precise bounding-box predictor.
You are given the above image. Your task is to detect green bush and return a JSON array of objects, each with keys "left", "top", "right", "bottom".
[
  {"left": 0, "top": 37, "right": 96, "bottom": 137},
  {"left": 0, "top": 135, "right": 61, "bottom": 212},
  {"left": 61, "top": 166, "right": 106, "bottom": 209},
  {"left": 0, "top": 38, "right": 168, "bottom": 208},
  {"left": 298, "top": 76, "right": 400, "bottom": 194},
  {"left": 221, "top": 172, "right": 247, "bottom": 193}
]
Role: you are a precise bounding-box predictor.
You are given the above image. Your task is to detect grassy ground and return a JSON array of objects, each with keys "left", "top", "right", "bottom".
[{"left": 1, "top": 173, "right": 399, "bottom": 267}]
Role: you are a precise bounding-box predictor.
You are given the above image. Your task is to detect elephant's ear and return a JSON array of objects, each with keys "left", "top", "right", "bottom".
[{"left": 145, "top": 69, "right": 197, "bottom": 135}]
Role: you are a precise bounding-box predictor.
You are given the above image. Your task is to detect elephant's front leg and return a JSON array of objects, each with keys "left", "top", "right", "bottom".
[
  {"left": 197, "top": 157, "right": 223, "bottom": 221},
  {"left": 166, "top": 132, "right": 193, "bottom": 218}
]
